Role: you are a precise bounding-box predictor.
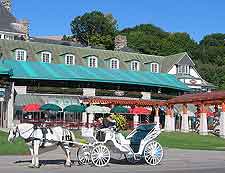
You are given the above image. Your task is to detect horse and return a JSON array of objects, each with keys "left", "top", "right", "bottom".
[{"left": 8, "top": 123, "right": 75, "bottom": 168}]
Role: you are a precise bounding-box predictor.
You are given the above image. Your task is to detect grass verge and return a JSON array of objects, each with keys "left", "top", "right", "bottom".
[
  {"left": 0, "top": 131, "right": 28, "bottom": 155},
  {"left": 158, "top": 132, "right": 225, "bottom": 151}
]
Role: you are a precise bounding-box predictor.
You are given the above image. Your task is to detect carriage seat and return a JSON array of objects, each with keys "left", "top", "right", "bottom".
[
  {"left": 130, "top": 124, "right": 156, "bottom": 153},
  {"left": 115, "top": 133, "right": 130, "bottom": 145}
]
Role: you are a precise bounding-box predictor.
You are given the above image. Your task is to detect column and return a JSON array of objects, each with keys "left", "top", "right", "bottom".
[
  {"left": 133, "top": 114, "right": 139, "bottom": 128},
  {"left": 199, "top": 104, "right": 208, "bottom": 135},
  {"left": 154, "top": 107, "right": 160, "bottom": 128},
  {"left": 83, "top": 88, "right": 96, "bottom": 96},
  {"left": 220, "top": 102, "right": 225, "bottom": 138},
  {"left": 141, "top": 92, "right": 151, "bottom": 100},
  {"left": 171, "top": 106, "right": 175, "bottom": 132},
  {"left": 6, "top": 82, "right": 15, "bottom": 128},
  {"left": 81, "top": 112, "right": 87, "bottom": 136},
  {"left": 164, "top": 106, "right": 172, "bottom": 132},
  {"left": 181, "top": 104, "right": 189, "bottom": 133}
]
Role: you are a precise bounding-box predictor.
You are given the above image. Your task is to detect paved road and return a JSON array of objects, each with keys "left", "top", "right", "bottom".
[{"left": 0, "top": 148, "right": 225, "bottom": 173}]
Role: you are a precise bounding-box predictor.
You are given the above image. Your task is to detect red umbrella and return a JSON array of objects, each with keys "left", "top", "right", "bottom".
[
  {"left": 130, "top": 107, "right": 150, "bottom": 115},
  {"left": 23, "top": 104, "right": 41, "bottom": 112}
]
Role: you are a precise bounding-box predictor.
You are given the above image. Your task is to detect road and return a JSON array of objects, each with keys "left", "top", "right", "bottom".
[{"left": 0, "top": 148, "right": 225, "bottom": 173}]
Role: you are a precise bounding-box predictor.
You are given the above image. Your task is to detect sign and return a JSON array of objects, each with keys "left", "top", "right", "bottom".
[
  {"left": 114, "top": 90, "right": 125, "bottom": 96},
  {"left": 190, "top": 79, "right": 197, "bottom": 85}
]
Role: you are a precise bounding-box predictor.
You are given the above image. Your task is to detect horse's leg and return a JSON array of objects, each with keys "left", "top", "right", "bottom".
[
  {"left": 60, "top": 144, "right": 72, "bottom": 167},
  {"left": 28, "top": 145, "right": 35, "bottom": 168},
  {"left": 33, "top": 140, "right": 41, "bottom": 168}
]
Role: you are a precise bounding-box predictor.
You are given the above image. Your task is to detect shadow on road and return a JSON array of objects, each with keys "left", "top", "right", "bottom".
[{"left": 14, "top": 159, "right": 77, "bottom": 166}]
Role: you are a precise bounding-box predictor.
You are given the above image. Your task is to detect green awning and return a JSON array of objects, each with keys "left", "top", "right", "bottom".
[
  {"left": 40, "top": 104, "right": 62, "bottom": 112},
  {"left": 2, "top": 59, "right": 190, "bottom": 91},
  {"left": 64, "top": 105, "right": 86, "bottom": 113},
  {"left": 0, "top": 65, "right": 13, "bottom": 76},
  {"left": 111, "top": 106, "right": 129, "bottom": 113}
]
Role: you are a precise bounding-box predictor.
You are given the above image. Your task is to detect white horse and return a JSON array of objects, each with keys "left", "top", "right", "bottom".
[{"left": 8, "top": 123, "right": 75, "bottom": 168}]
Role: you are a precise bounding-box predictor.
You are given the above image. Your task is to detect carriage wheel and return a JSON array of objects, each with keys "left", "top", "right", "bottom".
[
  {"left": 91, "top": 144, "right": 110, "bottom": 167},
  {"left": 124, "top": 153, "right": 139, "bottom": 164},
  {"left": 144, "top": 141, "right": 163, "bottom": 166},
  {"left": 77, "top": 146, "right": 91, "bottom": 165}
]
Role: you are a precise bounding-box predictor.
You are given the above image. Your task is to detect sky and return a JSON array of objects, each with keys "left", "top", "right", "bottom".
[{"left": 13, "top": 0, "right": 225, "bottom": 42}]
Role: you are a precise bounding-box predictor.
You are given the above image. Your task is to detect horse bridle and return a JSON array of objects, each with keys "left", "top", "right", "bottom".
[{"left": 11, "top": 126, "right": 35, "bottom": 141}]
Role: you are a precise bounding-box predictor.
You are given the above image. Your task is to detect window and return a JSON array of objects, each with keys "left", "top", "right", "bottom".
[
  {"left": 131, "top": 61, "right": 140, "bottom": 71},
  {"left": 65, "top": 54, "right": 75, "bottom": 65},
  {"left": 41, "top": 52, "right": 51, "bottom": 63},
  {"left": 15, "top": 49, "right": 26, "bottom": 61},
  {"left": 110, "top": 58, "right": 119, "bottom": 69},
  {"left": 177, "top": 65, "right": 190, "bottom": 74},
  {"left": 150, "top": 63, "right": 159, "bottom": 73},
  {"left": 4, "top": 34, "right": 14, "bottom": 40},
  {"left": 88, "top": 56, "right": 98, "bottom": 68}
]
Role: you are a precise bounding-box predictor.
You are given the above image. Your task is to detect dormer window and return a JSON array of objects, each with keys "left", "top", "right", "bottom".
[
  {"left": 41, "top": 51, "right": 51, "bottom": 63},
  {"left": 65, "top": 54, "right": 75, "bottom": 65},
  {"left": 88, "top": 56, "right": 98, "bottom": 68},
  {"left": 131, "top": 61, "right": 140, "bottom": 71},
  {"left": 15, "top": 49, "right": 27, "bottom": 61},
  {"left": 110, "top": 58, "right": 119, "bottom": 69},
  {"left": 177, "top": 65, "right": 190, "bottom": 74},
  {"left": 150, "top": 63, "right": 159, "bottom": 73}
]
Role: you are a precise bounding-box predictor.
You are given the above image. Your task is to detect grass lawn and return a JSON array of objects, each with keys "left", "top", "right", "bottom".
[
  {"left": 0, "top": 131, "right": 28, "bottom": 155},
  {"left": 158, "top": 132, "right": 225, "bottom": 151}
]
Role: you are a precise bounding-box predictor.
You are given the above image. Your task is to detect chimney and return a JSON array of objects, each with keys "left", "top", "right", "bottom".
[
  {"left": 114, "top": 35, "right": 127, "bottom": 51},
  {"left": 1, "top": 0, "right": 11, "bottom": 12},
  {"left": 19, "top": 19, "right": 29, "bottom": 40}
]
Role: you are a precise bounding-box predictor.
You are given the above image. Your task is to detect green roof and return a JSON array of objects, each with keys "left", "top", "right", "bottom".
[
  {"left": 0, "top": 65, "right": 12, "bottom": 75},
  {"left": 0, "top": 40, "right": 194, "bottom": 73},
  {"left": 1, "top": 59, "right": 190, "bottom": 91}
]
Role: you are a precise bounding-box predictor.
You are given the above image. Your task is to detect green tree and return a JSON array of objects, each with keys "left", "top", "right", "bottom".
[
  {"left": 70, "top": 11, "right": 118, "bottom": 49},
  {"left": 121, "top": 24, "right": 197, "bottom": 56}
]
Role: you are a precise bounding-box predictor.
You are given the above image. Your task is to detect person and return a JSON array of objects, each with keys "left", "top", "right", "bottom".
[{"left": 102, "top": 114, "right": 116, "bottom": 129}]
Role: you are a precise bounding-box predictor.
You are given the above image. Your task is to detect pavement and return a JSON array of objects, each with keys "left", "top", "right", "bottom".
[{"left": 0, "top": 148, "right": 225, "bottom": 173}]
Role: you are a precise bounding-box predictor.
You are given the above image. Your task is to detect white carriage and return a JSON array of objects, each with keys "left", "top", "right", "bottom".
[{"left": 77, "top": 124, "right": 163, "bottom": 167}]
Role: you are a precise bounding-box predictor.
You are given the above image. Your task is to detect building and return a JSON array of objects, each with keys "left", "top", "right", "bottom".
[{"left": 0, "top": 1, "right": 214, "bottom": 128}]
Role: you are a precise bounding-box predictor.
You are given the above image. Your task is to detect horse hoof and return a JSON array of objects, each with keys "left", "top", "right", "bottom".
[
  {"left": 28, "top": 165, "right": 35, "bottom": 168},
  {"left": 64, "top": 164, "right": 72, "bottom": 168}
]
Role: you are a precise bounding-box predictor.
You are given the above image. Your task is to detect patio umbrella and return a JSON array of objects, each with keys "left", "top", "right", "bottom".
[
  {"left": 40, "top": 104, "right": 62, "bottom": 112},
  {"left": 130, "top": 107, "right": 150, "bottom": 115},
  {"left": 63, "top": 105, "right": 86, "bottom": 113},
  {"left": 22, "top": 104, "right": 40, "bottom": 112},
  {"left": 86, "top": 105, "right": 111, "bottom": 114},
  {"left": 110, "top": 106, "right": 129, "bottom": 113}
]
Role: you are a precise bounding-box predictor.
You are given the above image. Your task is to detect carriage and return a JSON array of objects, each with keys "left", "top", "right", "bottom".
[
  {"left": 77, "top": 123, "right": 163, "bottom": 167},
  {"left": 8, "top": 123, "right": 163, "bottom": 168}
]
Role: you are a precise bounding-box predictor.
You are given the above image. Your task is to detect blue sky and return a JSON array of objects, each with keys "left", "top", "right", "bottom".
[{"left": 13, "top": 0, "right": 225, "bottom": 41}]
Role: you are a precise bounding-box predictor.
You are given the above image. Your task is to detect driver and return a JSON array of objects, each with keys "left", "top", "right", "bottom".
[{"left": 102, "top": 114, "right": 116, "bottom": 129}]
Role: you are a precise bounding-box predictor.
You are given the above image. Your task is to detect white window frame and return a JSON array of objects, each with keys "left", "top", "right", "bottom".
[
  {"left": 131, "top": 61, "right": 140, "bottom": 71},
  {"left": 110, "top": 58, "right": 120, "bottom": 69},
  {"left": 150, "top": 63, "right": 159, "bottom": 73},
  {"left": 65, "top": 54, "right": 75, "bottom": 65},
  {"left": 15, "top": 49, "right": 27, "bottom": 61},
  {"left": 177, "top": 65, "right": 190, "bottom": 74},
  {"left": 4, "top": 34, "right": 14, "bottom": 40},
  {"left": 88, "top": 56, "right": 98, "bottom": 68},
  {"left": 41, "top": 51, "right": 52, "bottom": 63}
]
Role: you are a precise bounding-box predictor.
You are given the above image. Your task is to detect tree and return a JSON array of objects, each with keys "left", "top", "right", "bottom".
[
  {"left": 70, "top": 11, "right": 118, "bottom": 49},
  {"left": 121, "top": 24, "right": 198, "bottom": 56}
]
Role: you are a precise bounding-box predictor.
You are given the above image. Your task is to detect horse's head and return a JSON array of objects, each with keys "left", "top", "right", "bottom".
[{"left": 8, "top": 126, "right": 19, "bottom": 143}]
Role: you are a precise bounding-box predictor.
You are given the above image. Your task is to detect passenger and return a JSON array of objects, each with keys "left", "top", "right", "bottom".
[{"left": 102, "top": 114, "right": 116, "bottom": 129}]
